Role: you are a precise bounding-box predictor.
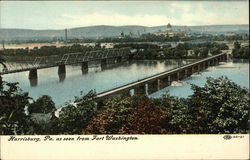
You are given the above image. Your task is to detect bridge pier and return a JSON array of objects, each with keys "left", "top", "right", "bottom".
[
  {"left": 171, "top": 73, "right": 177, "bottom": 81},
  {"left": 198, "top": 64, "right": 201, "bottom": 72},
  {"left": 148, "top": 79, "right": 160, "bottom": 94},
  {"left": 221, "top": 55, "right": 224, "bottom": 62},
  {"left": 222, "top": 54, "right": 227, "bottom": 62},
  {"left": 159, "top": 76, "right": 168, "bottom": 89},
  {"left": 58, "top": 65, "right": 66, "bottom": 82},
  {"left": 178, "top": 70, "right": 186, "bottom": 80},
  {"left": 210, "top": 60, "right": 214, "bottom": 66},
  {"left": 215, "top": 58, "right": 219, "bottom": 65},
  {"left": 167, "top": 75, "right": 171, "bottom": 86},
  {"left": 186, "top": 67, "right": 192, "bottom": 76},
  {"left": 29, "top": 69, "right": 38, "bottom": 87},
  {"left": 58, "top": 64, "right": 66, "bottom": 74},
  {"left": 81, "top": 62, "right": 88, "bottom": 74},
  {"left": 218, "top": 56, "right": 221, "bottom": 62},
  {"left": 81, "top": 62, "right": 88, "bottom": 70},
  {"left": 116, "top": 56, "right": 122, "bottom": 63},
  {"left": 184, "top": 69, "right": 188, "bottom": 78},
  {"left": 176, "top": 72, "right": 180, "bottom": 80},
  {"left": 202, "top": 62, "right": 206, "bottom": 70},
  {"left": 134, "top": 84, "right": 147, "bottom": 96},
  {"left": 29, "top": 69, "right": 38, "bottom": 79},
  {"left": 101, "top": 59, "right": 108, "bottom": 69}
]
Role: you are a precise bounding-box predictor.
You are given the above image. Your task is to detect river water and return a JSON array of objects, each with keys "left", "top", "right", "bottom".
[
  {"left": 150, "top": 59, "right": 249, "bottom": 98},
  {"left": 1, "top": 59, "right": 194, "bottom": 107},
  {"left": 1, "top": 59, "right": 249, "bottom": 108}
]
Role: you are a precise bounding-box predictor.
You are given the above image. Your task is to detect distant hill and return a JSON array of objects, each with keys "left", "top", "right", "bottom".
[{"left": 0, "top": 24, "right": 248, "bottom": 41}]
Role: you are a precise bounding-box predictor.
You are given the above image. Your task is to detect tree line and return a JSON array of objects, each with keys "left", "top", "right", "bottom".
[
  {"left": 0, "top": 44, "right": 103, "bottom": 57},
  {"left": 115, "top": 42, "right": 228, "bottom": 59}
]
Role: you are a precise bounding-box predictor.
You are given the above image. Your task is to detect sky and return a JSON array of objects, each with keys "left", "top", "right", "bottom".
[{"left": 0, "top": 1, "right": 249, "bottom": 29}]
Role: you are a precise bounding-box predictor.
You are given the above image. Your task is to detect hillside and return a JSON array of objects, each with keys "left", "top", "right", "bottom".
[{"left": 0, "top": 24, "right": 248, "bottom": 41}]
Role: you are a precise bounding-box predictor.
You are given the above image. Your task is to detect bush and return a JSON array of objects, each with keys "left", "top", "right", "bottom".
[
  {"left": 28, "top": 95, "right": 56, "bottom": 114},
  {"left": 58, "top": 91, "right": 97, "bottom": 134}
]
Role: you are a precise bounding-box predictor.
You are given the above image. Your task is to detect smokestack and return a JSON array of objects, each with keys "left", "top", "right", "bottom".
[
  {"left": 65, "top": 29, "right": 68, "bottom": 43},
  {"left": 2, "top": 40, "right": 5, "bottom": 50}
]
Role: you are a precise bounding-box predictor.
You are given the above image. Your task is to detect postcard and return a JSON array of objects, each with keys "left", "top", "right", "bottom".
[{"left": 0, "top": 0, "right": 249, "bottom": 159}]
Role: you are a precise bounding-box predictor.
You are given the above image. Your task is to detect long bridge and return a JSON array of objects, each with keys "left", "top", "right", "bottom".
[
  {"left": 0, "top": 47, "right": 132, "bottom": 85},
  {"left": 95, "top": 52, "right": 228, "bottom": 102}
]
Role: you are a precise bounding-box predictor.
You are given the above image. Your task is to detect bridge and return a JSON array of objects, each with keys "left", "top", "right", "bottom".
[
  {"left": 0, "top": 47, "right": 131, "bottom": 86},
  {"left": 95, "top": 52, "right": 228, "bottom": 103}
]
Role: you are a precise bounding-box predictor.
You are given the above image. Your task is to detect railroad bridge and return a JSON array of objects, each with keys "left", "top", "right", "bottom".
[{"left": 0, "top": 47, "right": 132, "bottom": 86}]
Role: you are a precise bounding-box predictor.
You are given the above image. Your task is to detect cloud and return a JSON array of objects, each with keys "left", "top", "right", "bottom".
[
  {"left": 3, "top": 1, "right": 247, "bottom": 29},
  {"left": 58, "top": 6, "right": 248, "bottom": 29},
  {"left": 59, "top": 13, "right": 175, "bottom": 27}
]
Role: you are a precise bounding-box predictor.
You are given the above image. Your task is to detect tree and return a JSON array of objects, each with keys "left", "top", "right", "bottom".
[
  {"left": 0, "top": 55, "right": 8, "bottom": 72},
  {"left": 234, "top": 41, "right": 241, "bottom": 50},
  {"left": 156, "top": 94, "right": 193, "bottom": 134},
  {"left": 237, "top": 45, "right": 249, "bottom": 59},
  {"left": 119, "top": 97, "right": 172, "bottom": 134},
  {"left": 187, "top": 77, "right": 249, "bottom": 134},
  {"left": 84, "top": 95, "right": 134, "bottom": 134},
  {"left": 58, "top": 91, "right": 97, "bottom": 134},
  {"left": 232, "top": 41, "right": 242, "bottom": 58},
  {"left": 193, "top": 48, "right": 200, "bottom": 57},
  {"left": 28, "top": 95, "right": 56, "bottom": 114},
  {"left": 0, "top": 78, "right": 33, "bottom": 135},
  {"left": 241, "top": 46, "right": 249, "bottom": 59},
  {"left": 200, "top": 47, "right": 209, "bottom": 58},
  {"left": 210, "top": 47, "right": 221, "bottom": 55},
  {"left": 0, "top": 57, "right": 33, "bottom": 134}
]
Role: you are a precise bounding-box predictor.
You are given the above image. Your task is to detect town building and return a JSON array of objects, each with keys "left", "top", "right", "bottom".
[{"left": 154, "top": 23, "right": 186, "bottom": 37}]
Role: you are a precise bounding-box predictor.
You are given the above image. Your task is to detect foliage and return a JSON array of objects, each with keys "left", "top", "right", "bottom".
[
  {"left": 232, "top": 41, "right": 249, "bottom": 59},
  {"left": 28, "top": 95, "right": 56, "bottom": 114},
  {"left": 119, "top": 97, "right": 172, "bottom": 134},
  {"left": 84, "top": 95, "right": 134, "bottom": 134},
  {"left": 58, "top": 91, "right": 97, "bottom": 134},
  {"left": 1, "top": 44, "right": 97, "bottom": 57},
  {"left": 0, "top": 55, "right": 8, "bottom": 72},
  {"left": 0, "top": 76, "right": 32, "bottom": 135},
  {"left": 187, "top": 77, "right": 249, "bottom": 134},
  {"left": 210, "top": 47, "right": 222, "bottom": 55},
  {"left": 155, "top": 94, "right": 193, "bottom": 134}
]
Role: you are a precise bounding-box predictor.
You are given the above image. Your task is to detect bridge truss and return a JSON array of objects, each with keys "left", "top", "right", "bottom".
[{"left": 0, "top": 47, "right": 131, "bottom": 75}]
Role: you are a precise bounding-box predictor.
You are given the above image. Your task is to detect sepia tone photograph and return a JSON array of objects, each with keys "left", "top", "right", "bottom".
[{"left": 0, "top": 0, "right": 249, "bottom": 138}]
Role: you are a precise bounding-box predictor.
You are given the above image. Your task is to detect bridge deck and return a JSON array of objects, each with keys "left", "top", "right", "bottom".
[
  {"left": 96, "top": 53, "right": 226, "bottom": 99},
  {"left": 0, "top": 55, "right": 125, "bottom": 75}
]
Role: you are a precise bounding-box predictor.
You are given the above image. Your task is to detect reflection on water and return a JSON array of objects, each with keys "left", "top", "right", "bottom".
[
  {"left": 2, "top": 59, "right": 195, "bottom": 107},
  {"left": 150, "top": 59, "right": 249, "bottom": 99},
  {"left": 29, "top": 78, "right": 38, "bottom": 87},
  {"left": 58, "top": 73, "right": 66, "bottom": 82}
]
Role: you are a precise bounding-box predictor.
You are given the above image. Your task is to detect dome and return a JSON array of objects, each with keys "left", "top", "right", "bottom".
[
  {"left": 166, "top": 23, "right": 172, "bottom": 31},
  {"left": 167, "top": 23, "right": 172, "bottom": 28}
]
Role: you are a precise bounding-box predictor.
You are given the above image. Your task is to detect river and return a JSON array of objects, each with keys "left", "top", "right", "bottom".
[
  {"left": 1, "top": 59, "right": 249, "bottom": 108},
  {"left": 150, "top": 59, "right": 249, "bottom": 98}
]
